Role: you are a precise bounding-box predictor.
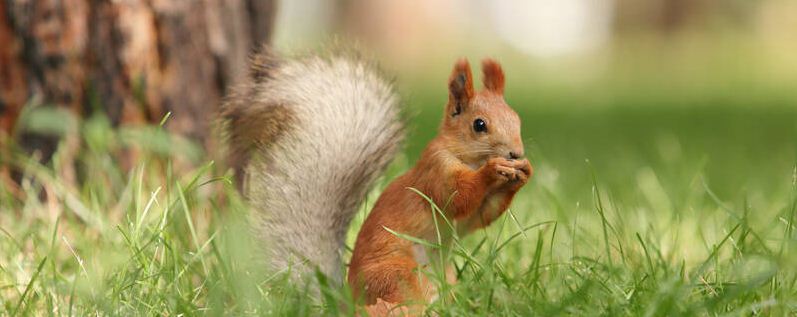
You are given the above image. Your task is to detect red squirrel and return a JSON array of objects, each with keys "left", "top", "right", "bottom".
[
  {"left": 222, "top": 47, "right": 531, "bottom": 312},
  {"left": 348, "top": 58, "right": 532, "bottom": 306}
]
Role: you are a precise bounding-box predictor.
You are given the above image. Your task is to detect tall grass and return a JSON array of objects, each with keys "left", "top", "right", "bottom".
[{"left": 2, "top": 97, "right": 796, "bottom": 315}]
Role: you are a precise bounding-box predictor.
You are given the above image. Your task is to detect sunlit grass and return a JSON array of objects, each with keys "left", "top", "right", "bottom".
[{"left": 2, "top": 93, "right": 797, "bottom": 315}]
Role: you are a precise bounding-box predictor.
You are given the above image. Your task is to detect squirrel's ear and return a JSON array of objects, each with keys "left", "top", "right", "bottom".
[
  {"left": 481, "top": 59, "right": 505, "bottom": 95},
  {"left": 447, "top": 58, "right": 474, "bottom": 117}
]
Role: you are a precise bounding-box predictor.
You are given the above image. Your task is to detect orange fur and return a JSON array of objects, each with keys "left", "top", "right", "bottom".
[
  {"left": 348, "top": 59, "right": 532, "bottom": 312},
  {"left": 481, "top": 59, "right": 505, "bottom": 94}
]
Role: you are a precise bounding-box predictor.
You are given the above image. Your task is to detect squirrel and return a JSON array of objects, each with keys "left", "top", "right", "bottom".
[
  {"left": 222, "top": 47, "right": 532, "bottom": 310},
  {"left": 347, "top": 58, "right": 532, "bottom": 306}
]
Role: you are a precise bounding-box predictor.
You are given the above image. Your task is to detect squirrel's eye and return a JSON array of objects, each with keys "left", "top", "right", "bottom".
[{"left": 473, "top": 118, "right": 487, "bottom": 133}]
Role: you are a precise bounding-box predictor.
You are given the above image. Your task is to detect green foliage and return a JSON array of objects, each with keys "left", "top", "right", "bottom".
[{"left": 2, "top": 90, "right": 797, "bottom": 315}]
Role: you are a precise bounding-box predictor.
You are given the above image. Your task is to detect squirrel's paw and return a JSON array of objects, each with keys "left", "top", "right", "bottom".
[
  {"left": 484, "top": 157, "right": 519, "bottom": 187},
  {"left": 512, "top": 158, "right": 533, "bottom": 180},
  {"left": 483, "top": 157, "right": 533, "bottom": 191},
  {"left": 506, "top": 158, "right": 533, "bottom": 190}
]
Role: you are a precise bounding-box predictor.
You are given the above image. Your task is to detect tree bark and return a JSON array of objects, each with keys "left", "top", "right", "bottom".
[{"left": 0, "top": 0, "right": 275, "bottom": 156}]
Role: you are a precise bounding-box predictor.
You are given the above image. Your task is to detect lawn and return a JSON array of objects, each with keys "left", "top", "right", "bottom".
[{"left": 2, "top": 56, "right": 796, "bottom": 315}]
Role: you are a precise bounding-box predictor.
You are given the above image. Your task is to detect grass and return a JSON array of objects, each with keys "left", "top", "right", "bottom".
[{"left": 2, "top": 76, "right": 797, "bottom": 315}]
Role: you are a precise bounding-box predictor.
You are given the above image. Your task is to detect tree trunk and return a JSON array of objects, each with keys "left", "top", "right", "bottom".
[{"left": 0, "top": 0, "right": 275, "bottom": 157}]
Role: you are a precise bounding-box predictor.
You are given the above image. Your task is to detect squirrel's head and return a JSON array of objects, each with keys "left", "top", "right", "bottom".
[{"left": 440, "top": 58, "right": 524, "bottom": 167}]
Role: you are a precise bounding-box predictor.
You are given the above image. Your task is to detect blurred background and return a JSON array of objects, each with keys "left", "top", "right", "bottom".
[
  {"left": 1, "top": 0, "right": 795, "bottom": 206},
  {"left": 273, "top": 0, "right": 797, "bottom": 203},
  {"left": 1, "top": 0, "right": 796, "bottom": 220}
]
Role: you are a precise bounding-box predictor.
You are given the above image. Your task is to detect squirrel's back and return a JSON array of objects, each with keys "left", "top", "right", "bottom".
[{"left": 222, "top": 48, "right": 404, "bottom": 282}]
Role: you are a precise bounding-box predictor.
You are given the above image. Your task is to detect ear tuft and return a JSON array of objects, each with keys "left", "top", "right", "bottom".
[
  {"left": 481, "top": 59, "right": 505, "bottom": 94},
  {"left": 448, "top": 58, "right": 474, "bottom": 116}
]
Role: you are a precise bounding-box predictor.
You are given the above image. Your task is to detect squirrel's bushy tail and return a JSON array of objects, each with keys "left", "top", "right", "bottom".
[{"left": 222, "top": 48, "right": 404, "bottom": 283}]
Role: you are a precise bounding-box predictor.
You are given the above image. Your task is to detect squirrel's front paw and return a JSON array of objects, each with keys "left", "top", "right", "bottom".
[
  {"left": 483, "top": 157, "right": 519, "bottom": 188},
  {"left": 507, "top": 158, "right": 533, "bottom": 190}
]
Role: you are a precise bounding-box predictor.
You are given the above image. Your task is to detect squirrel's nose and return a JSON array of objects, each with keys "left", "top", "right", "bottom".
[{"left": 508, "top": 151, "right": 523, "bottom": 160}]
